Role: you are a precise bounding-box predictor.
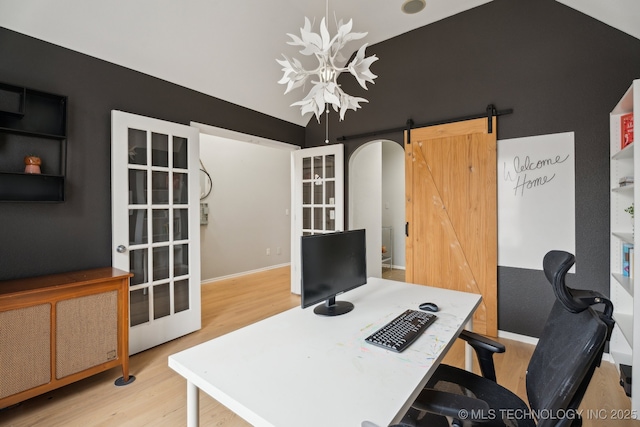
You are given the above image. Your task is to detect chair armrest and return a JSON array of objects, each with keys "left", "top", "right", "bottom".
[
  {"left": 459, "top": 330, "right": 505, "bottom": 353},
  {"left": 458, "top": 330, "right": 505, "bottom": 382},
  {"left": 411, "top": 388, "right": 491, "bottom": 422}
]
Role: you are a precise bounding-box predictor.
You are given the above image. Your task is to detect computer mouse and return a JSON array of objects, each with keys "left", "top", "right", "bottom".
[{"left": 419, "top": 302, "right": 439, "bottom": 312}]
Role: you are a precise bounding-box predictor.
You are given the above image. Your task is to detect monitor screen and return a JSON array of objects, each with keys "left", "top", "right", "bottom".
[{"left": 301, "top": 229, "right": 367, "bottom": 316}]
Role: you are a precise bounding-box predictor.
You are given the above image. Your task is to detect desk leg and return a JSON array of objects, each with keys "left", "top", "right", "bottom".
[
  {"left": 187, "top": 380, "right": 199, "bottom": 427},
  {"left": 465, "top": 319, "right": 473, "bottom": 372}
]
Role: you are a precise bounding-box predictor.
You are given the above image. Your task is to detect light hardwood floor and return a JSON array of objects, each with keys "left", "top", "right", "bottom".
[{"left": 1, "top": 266, "right": 637, "bottom": 426}]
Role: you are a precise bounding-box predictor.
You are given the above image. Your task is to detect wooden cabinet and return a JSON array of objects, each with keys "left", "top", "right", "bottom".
[
  {"left": 0, "top": 82, "right": 67, "bottom": 202},
  {"left": 609, "top": 79, "right": 639, "bottom": 410},
  {"left": 0, "top": 268, "right": 133, "bottom": 409}
]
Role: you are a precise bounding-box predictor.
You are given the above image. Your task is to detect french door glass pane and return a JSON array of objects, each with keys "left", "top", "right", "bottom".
[
  {"left": 175, "top": 244, "right": 189, "bottom": 276},
  {"left": 175, "top": 279, "right": 190, "bottom": 313},
  {"left": 174, "top": 173, "right": 188, "bottom": 204},
  {"left": 152, "top": 171, "right": 169, "bottom": 204},
  {"left": 128, "top": 128, "right": 147, "bottom": 165},
  {"left": 152, "top": 209, "right": 170, "bottom": 242},
  {"left": 326, "top": 209, "right": 335, "bottom": 230},
  {"left": 303, "top": 207, "right": 311, "bottom": 229},
  {"left": 129, "top": 170, "right": 147, "bottom": 204},
  {"left": 303, "top": 182, "right": 311, "bottom": 204},
  {"left": 174, "top": 209, "right": 188, "bottom": 240},
  {"left": 173, "top": 136, "right": 188, "bottom": 169},
  {"left": 130, "top": 288, "right": 149, "bottom": 327},
  {"left": 153, "top": 283, "right": 170, "bottom": 320},
  {"left": 151, "top": 133, "right": 169, "bottom": 167},
  {"left": 129, "top": 249, "right": 148, "bottom": 286},
  {"left": 325, "top": 155, "right": 335, "bottom": 178},
  {"left": 325, "top": 181, "right": 335, "bottom": 204},
  {"left": 129, "top": 209, "right": 148, "bottom": 245},
  {"left": 302, "top": 157, "right": 311, "bottom": 179},
  {"left": 153, "top": 246, "right": 170, "bottom": 281},
  {"left": 313, "top": 156, "right": 323, "bottom": 180},
  {"left": 313, "top": 181, "right": 323, "bottom": 204},
  {"left": 314, "top": 207, "right": 323, "bottom": 231}
]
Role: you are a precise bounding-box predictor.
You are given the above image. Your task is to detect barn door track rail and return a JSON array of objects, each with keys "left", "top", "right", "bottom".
[{"left": 336, "top": 104, "right": 513, "bottom": 144}]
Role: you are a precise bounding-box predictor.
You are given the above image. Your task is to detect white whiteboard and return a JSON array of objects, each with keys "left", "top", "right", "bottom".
[{"left": 497, "top": 132, "right": 575, "bottom": 271}]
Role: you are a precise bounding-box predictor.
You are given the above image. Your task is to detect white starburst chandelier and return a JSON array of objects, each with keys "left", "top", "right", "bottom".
[{"left": 276, "top": 1, "right": 378, "bottom": 124}]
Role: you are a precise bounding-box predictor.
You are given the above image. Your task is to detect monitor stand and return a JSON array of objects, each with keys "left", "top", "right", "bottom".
[{"left": 314, "top": 297, "right": 354, "bottom": 316}]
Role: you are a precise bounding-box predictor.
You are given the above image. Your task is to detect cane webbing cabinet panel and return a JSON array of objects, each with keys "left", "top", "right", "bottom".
[
  {"left": 0, "top": 304, "right": 51, "bottom": 400},
  {"left": 0, "top": 268, "right": 132, "bottom": 408}
]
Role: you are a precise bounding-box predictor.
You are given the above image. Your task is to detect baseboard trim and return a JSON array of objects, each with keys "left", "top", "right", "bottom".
[{"left": 201, "top": 263, "right": 291, "bottom": 285}]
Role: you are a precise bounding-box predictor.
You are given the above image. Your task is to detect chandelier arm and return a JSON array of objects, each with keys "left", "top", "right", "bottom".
[{"left": 326, "top": 46, "right": 349, "bottom": 72}]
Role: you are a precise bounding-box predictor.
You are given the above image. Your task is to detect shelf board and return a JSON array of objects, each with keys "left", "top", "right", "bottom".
[
  {"left": 613, "top": 231, "right": 634, "bottom": 243},
  {"left": 612, "top": 142, "right": 634, "bottom": 160},
  {"left": 0, "top": 171, "right": 64, "bottom": 179},
  {"left": 613, "top": 184, "right": 634, "bottom": 192},
  {"left": 610, "top": 349, "right": 633, "bottom": 366},
  {"left": 613, "top": 272, "right": 634, "bottom": 296},
  {"left": 0, "top": 126, "right": 66, "bottom": 140}
]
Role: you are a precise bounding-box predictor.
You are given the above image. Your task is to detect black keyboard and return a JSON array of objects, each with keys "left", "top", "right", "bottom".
[{"left": 364, "top": 309, "right": 437, "bottom": 352}]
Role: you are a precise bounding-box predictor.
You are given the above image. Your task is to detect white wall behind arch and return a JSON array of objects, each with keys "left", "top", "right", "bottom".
[
  {"left": 381, "top": 141, "right": 406, "bottom": 269},
  {"left": 349, "top": 140, "right": 406, "bottom": 278}
]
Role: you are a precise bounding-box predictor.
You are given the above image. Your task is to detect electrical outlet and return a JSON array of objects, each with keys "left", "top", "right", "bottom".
[
  {"left": 277, "top": 247, "right": 281, "bottom": 255},
  {"left": 266, "top": 248, "right": 271, "bottom": 256}
]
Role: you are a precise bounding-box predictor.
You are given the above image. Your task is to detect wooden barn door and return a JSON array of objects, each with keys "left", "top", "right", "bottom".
[{"left": 405, "top": 117, "right": 497, "bottom": 336}]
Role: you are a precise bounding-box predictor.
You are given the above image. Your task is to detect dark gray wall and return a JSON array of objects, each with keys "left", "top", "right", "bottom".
[
  {"left": 2, "top": 0, "right": 640, "bottom": 337},
  {"left": 306, "top": 0, "right": 640, "bottom": 337},
  {"left": 0, "top": 27, "right": 304, "bottom": 281}
]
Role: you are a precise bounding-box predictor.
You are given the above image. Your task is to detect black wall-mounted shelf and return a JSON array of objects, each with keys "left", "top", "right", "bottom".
[{"left": 0, "top": 83, "right": 67, "bottom": 202}]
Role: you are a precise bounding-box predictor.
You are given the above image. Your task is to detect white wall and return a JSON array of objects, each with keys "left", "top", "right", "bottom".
[
  {"left": 381, "top": 141, "right": 406, "bottom": 269},
  {"left": 349, "top": 141, "right": 383, "bottom": 278},
  {"left": 199, "top": 134, "right": 292, "bottom": 281}
]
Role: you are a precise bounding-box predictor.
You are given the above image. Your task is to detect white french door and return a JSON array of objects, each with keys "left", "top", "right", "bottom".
[
  {"left": 111, "top": 110, "right": 201, "bottom": 355},
  {"left": 290, "top": 144, "right": 344, "bottom": 294}
]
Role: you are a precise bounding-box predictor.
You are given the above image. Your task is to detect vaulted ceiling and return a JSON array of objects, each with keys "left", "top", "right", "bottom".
[{"left": 0, "top": 0, "right": 637, "bottom": 127}]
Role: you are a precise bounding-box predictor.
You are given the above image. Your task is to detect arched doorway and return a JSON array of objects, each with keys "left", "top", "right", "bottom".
[{"left": 348, "top": 140, "right": 405, "bottom": 278}]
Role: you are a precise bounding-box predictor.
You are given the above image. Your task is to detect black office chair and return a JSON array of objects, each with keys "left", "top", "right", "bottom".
[{"left": 395, "top": 250, "right": 615, "bottom": 427}]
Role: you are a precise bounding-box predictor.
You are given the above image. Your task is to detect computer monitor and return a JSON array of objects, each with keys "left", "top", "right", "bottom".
[{"left": 300, "top": 229, "right": 367, "bottom": 316}]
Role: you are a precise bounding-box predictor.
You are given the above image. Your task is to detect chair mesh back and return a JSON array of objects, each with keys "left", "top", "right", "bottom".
[{"left": 526, "top": 300, "right": 607, "bottom": 426}]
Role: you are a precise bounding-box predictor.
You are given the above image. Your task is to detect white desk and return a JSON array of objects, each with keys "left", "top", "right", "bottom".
[{"left": 168, "top": 278, "right": 481, "bottom": 427}]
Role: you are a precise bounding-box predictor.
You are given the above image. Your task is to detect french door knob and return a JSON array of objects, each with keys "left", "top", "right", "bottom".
[{"left": 116, "top": 245, "right": 127, "bottom": 253}]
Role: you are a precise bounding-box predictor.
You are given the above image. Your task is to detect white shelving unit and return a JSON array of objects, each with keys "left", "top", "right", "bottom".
[{"left": 610, "top": 79, "right": 639, "bottom": 410}]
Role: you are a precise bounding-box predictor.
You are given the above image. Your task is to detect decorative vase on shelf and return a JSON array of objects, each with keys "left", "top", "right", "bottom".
[{"left": 24, "top": 155, "right": 41, "bottom": 174}]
